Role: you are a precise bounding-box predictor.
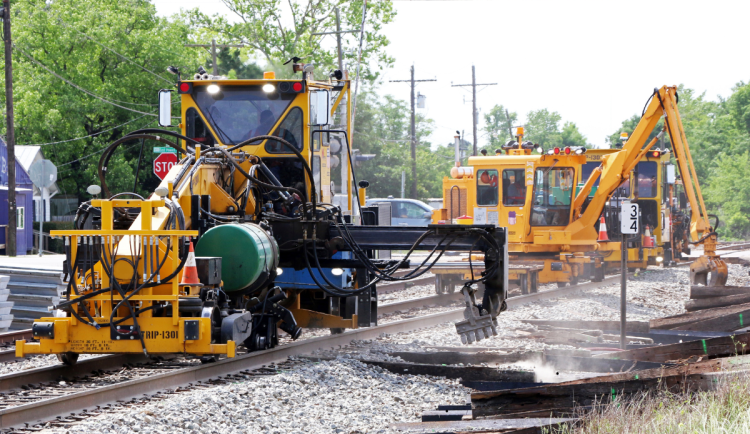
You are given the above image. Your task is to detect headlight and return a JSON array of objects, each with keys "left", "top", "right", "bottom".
[
  {"left": 207, "top": 83, "right": 220, "bottom": 94},
  {"left": 262, "top": 83, "right": 276, "bottom": 93},
  {"left": 331, "top": 268, "right": 344, "bottom": 276}
]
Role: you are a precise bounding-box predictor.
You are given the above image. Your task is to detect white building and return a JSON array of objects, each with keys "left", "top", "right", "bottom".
[{"left": 15, "top": 146, "right": 59, "bottom": 222}]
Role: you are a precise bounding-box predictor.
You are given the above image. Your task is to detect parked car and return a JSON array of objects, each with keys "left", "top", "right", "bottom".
[
  {"left": 366, "top": 197, "right": 434, "bottom": 226},
  {"left": 426, "top": 198, "right": 443, "bottom": 210}
]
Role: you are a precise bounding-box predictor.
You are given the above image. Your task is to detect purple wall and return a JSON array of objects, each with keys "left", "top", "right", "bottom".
[{"left": 0, "top": 139, "right": 35, "bottom": 255}]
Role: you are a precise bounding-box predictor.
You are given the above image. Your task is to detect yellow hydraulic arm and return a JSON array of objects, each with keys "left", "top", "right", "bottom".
[{"left": 571, "top": 85, "right": 725, "bottom": 286}]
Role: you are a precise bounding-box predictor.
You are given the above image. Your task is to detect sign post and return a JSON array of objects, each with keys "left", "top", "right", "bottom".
[
  {"left": 153, "top": 152, "right": 178, "bottom": 181},
  {"left": 28, "top": 159, "right": 57, "bottom": 257},
  {"left": 619, "top": 200, "right": 640, "bottom": 349}
]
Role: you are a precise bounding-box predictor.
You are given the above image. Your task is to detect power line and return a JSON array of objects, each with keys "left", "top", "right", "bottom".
[
  {"left": 13, "top": 44, "right": 158, "bottom": 117},
  {"left": 57, "top": 147, "right": 107, "bottom": 167},
  {"left": 23, "top": 114, "right": 150, "bottom": 147}
]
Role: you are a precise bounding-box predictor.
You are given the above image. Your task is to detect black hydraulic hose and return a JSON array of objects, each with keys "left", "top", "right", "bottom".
[
  {"left": 303, "top": 239, "right": 379, "bottom": 296},
  {"left": 204, "top": 147, "right": 310, "bottom": 216},
  {"left": 98, "top": 134, "right": 191, "bottom": 197},
  {"left": 312, "top": 129, "right": 363, "bottom": 222},
  {"left": 216, "top": 134, "right": 317, "bottom": 211},
  {"left": 127, "top": 128, "right": 201, "bottom": 152}
]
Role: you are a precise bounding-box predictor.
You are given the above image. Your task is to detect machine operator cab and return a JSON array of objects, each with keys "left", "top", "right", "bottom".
[
  {"left": 436, "top": 137, "right": 586, "bottom": 246},
  {"left": 157, "top": 71, "right": 338, "bottom": 213}
]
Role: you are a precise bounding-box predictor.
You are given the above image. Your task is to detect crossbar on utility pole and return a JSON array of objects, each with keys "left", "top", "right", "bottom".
[
  {"left": 390, "top": 66, "right": 436, "bottom": 199},
  {"left": 312, "top": 7, "right": 359, "bottom": 71},
  {"left": 452, "top": 65, "right": 497, "bottom": 156},
  {"left": 2, "top": 0, "right": 15, "bottom": 256},
  {"left": 185, "top": 39, "right": 244, "bottom": 76}
]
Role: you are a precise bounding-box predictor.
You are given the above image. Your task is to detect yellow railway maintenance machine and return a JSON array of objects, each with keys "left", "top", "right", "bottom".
[
  {"left": 433, "top": 85, "right": 726, "bottom": 288},
  {"left": 580, "top": 148, "right": 694, "bottom": 273},
  {"left": 18, "top": 64, "right": 511, "bottom": 361}
]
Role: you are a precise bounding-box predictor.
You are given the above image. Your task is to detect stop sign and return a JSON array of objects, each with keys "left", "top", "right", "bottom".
[{"left": 153, "top": 152, "right": 178, "bottom": 180}]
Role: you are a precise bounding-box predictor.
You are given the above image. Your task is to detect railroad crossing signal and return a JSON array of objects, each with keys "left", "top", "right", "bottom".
[
  {"left": 620, "top": 201, "right": 640, "bottom": 235},
  {"left": 153, "top": 152, "right": 178, "bottom": 180}
]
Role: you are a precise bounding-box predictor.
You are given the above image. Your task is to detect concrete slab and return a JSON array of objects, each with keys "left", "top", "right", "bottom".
[{"left": 0, "top": 254, "right": 64, "bottom": 271}]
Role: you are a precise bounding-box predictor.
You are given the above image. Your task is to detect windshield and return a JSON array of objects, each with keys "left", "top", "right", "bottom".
[
  {"left": 193, "top": 85, "right": 296, "bottom": 145},
  {"left": 530, "top": 167, "right": 574, "bottom": 226}
]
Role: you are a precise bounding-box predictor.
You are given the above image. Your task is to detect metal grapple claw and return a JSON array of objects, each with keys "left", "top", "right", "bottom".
[
  {"left": 690, "top": 255, "right": 728, "bottom": 287},
  {"left": 454, "top": 284, "right": 500, "bottom": 344}
]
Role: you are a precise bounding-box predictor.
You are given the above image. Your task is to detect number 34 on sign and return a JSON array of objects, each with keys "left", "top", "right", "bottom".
[{"left": 620, "top": 201, "right": 640, "bottom": 235}]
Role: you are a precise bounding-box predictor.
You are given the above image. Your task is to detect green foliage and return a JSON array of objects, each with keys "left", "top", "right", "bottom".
[
  {"left": 184, "top": 0, "right": 396, "bottom": 81},
  {"left": 207, "top": 48, "right": 263, "bottom": 79},
  {"left": 6, "top": 0, "right": 203, "bottom": 201},
  {"left": 560, "top": 121, "right": 587, "bottom": 148},
  {"left": 352, "top": 90, "right": 453, "bottom": 200},
  {"left": 524, "top": 109, "right": 562, "bottom": 147},
  {"left": 482, "top": 105, "right": 517, "bottom": 152}
]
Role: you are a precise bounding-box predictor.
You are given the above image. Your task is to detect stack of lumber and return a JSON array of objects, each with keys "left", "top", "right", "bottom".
[
  {"left": 653, "top": 286, "right": 750, "bottom": 332},
  {"left": 685, "top": 285, "right": 750, "bottom": 312},
  {"left": 473, "top": 332, "right": 750, "bottom": 419}
]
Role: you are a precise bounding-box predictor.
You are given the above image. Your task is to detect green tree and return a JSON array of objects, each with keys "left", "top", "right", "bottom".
[
  {"left": 206, "top": 48, "right": 263, "bottom": 79},
  {"left": 352, "top": 90, "right": 452, "bottom": 200},
  {"left": 482, "top": 104, "right": 517, "bottom": 153},
  {"left": 705, "top": 151, "right": 750, "bottom": 239},
  {"left": 524, "top": 109, "right": 562, "bottom": 147},
  {"left": 6, "top": 0, "right": 200, "bottom": 201},
  {"left": 560, "top": 121, "right": 588, "bottom": 148},
  {"left": 185, "top": 0, "right": 396, "bottom": 80}
]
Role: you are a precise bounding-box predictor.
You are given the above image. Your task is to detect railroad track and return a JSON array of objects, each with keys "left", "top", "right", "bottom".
[
  {"left": 0, "top": 330, "right": 32, "bottom": 363},
  {"left": 0, "top": 275, "right": 622, "bottom": 429}
]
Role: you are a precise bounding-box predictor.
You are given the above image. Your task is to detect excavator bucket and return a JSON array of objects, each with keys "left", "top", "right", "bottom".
[{"left": 690, "top": 255, "right": 728, "bottom": 287}]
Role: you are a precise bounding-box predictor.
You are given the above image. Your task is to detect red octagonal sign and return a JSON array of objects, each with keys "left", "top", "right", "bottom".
[{"left": 153, "top": 152, "right": 178, "bottom": 180}]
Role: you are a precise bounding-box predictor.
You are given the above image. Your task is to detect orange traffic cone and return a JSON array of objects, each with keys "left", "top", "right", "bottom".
[
  {"left": 597, "top": 216, "right": 609, "bottom": 242},
  {"left": 643, "top": 226, "right": 654, "bottom": 248},
  {"left": 180, "top": 241, "right": 202, "bottom": 286}
]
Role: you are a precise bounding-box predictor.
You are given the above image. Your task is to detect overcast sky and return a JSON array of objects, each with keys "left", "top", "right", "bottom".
[{"left": 153, "top": 0, "right": 750, "bottom": 149}]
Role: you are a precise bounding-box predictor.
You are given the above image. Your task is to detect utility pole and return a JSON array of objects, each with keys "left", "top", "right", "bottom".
[
  {"left": 2, "top": 0, "right": 15, "bottom": 256},
  {"left": 312, "top": 8, "right": 359, "bottom": 72},
  {"left": 389, "top": 66, "right": 436, "bottom": 199},
  {"left": 452, "top": 66, "right": 497, "bottom": 156},
  {"left": 505, "top": 108, "right": 514, "bottom": 141},
  {"left": 185, "top": 39, "right": 244, "bottom": 76}
]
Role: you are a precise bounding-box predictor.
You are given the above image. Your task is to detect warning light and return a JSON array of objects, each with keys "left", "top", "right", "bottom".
[
  {"left": 553, "top": 147, "right": 560, "bottom": 155},
  {"left": 177, "top": 82, "right": 193, "bottom": 94},
  {"left": 293, "top": 82, "right": 303, "bottom": 92},
  {"left": 564, "top": 147, "right": 571, "bottom": 155},
  {"left": 652, "top": 151, "right": 660, "bottom": 158}
]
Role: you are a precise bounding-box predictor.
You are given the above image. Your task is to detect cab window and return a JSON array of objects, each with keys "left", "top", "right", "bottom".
[
  {"left": 266, "top": 107, "right": 303, "bottom": 154},
  {"left": 476, "top": 169, "right": 498, "bottom": 206},
  {"left": 185, "top": 108, "right": 215, "bottom": 146},
  {"left": 581, "top": 162, "right": 601, "bottom": 187},
  {"left": 636, "top": 161, "right": 658, "bottom": 198},
  {"left": 530, "top": 167, "right": 574, "bottom": 226},
  {"left": 502, "top": 169, "right": 526, "bottom": 206}
]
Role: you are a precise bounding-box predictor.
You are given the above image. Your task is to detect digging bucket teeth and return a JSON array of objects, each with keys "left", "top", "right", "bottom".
[
  {"left": 690, "top": 255, "right": 728, "bottom": 287},
  {"left": 455, "top": 284, "right": 500, "bottom": 344}
]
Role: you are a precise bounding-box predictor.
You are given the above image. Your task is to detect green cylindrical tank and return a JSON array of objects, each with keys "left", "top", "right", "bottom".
[{"left": 195, "top": 223, "right": 279, "bottom": 293}]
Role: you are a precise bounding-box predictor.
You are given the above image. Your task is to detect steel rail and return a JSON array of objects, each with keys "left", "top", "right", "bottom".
[
  {"left": 0, "top": 273, "right": 632, "bottom": 427},
  {"left": 378, "top": 275, "right": 622, "bottom": 316},
  {"left": 377, "top": 275, "right": 433, "bottom": 294},
  {"left": 0, "top": 329, "right": 32, "bottom": 345},
  {"left": 0, "top": 309, "right": 466, "bottom": 428}
]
